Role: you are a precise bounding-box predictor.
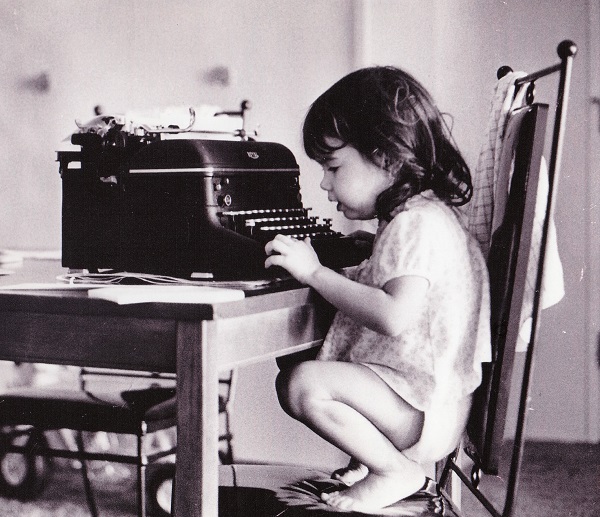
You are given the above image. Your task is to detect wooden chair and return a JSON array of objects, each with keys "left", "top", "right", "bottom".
[{"left": 216, "top": 40, "right": 577, "bottom": 517}]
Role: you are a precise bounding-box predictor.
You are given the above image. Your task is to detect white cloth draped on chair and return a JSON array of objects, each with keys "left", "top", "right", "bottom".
[{"left": 467, "top": 71, "right": 565, "bottom": 351}]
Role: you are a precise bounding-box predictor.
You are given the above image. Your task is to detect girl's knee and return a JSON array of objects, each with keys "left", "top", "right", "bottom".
[
  {"left": 275, "top": 361, "right": 322, "bottom": 417},
  {"left": 275, "top": 367, "right": 293, "bottom": 413}
]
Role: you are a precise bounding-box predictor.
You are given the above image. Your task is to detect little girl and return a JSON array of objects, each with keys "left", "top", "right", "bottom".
[{"left": 265, "top": 66, "right": 490, "bottom": 513}]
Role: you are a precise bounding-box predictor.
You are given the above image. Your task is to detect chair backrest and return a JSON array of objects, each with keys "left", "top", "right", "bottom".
[
  {"left": 466, "top": 102, "right": 548, "bottom": 475},
  {"left": 438, "top": 40, "right": 576, "bottom": 517}
]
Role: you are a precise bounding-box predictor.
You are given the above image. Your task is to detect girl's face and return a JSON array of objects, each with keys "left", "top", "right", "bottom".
[{"left": 319, "top": 138, "right": 392, "bottom": 220}]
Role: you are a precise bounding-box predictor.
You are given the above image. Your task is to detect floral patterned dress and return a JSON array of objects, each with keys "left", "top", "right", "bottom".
[{"left": 317, "top": 191, "right": 491, "bottom": 463}]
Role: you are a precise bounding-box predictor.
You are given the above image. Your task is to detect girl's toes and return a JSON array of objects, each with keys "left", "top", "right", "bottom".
[
  {"left": 321, "top": 491, "right": 354, "bottom": 511},
  {"left": 321, "top": 490, "right": 337, "bottom": 502}
]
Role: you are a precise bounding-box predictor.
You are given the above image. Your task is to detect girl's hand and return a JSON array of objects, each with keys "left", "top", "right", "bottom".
[{"left": 265, "top": 235, "right": 322, "bottom": 284}]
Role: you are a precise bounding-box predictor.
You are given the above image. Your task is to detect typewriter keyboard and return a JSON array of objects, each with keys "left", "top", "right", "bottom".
[{"left": 219, "top": 208, "right": 340, "bottom": 243}]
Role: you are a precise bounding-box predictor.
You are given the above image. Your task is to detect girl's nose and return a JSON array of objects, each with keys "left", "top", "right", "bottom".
[{"left": 320, "top": 171, "right": 331, "bottom": 191}]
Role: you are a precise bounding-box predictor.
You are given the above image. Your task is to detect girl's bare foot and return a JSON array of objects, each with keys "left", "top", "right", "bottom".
[
  {"left": 322, "top": 457, "right": 425, "bottom": 513},
  {"left": 332, "top": 458, "right": 369, "bottom": 486}
]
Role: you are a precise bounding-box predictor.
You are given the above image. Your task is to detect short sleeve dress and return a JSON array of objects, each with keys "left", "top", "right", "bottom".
[{"left": 317, "top": 191, "right": 491, "bottom": 463}]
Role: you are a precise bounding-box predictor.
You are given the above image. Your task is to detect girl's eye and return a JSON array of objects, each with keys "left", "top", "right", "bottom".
[{"left": 327, "top": 166, "right": 339, "bottom": 174}]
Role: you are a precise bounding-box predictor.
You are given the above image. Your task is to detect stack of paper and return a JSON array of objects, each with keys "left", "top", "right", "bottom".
[{"left": 87, "top": 285, "right": 245, "bottom": 305}]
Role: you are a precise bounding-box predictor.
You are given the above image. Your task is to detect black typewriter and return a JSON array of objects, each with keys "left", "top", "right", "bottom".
[{"left": 57, "top": 105, "right": 369, "bottom": 280}]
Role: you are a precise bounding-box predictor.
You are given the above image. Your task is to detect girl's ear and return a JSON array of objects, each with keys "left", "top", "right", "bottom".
[{"left": 370, "top": 148, "right": 386, "bottom": 168}]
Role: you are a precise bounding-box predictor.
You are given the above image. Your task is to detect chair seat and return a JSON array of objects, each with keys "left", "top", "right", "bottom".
[
  {"left": 0, "top": 386, "right": 176, "bottom": 434},
  {"left": 217, "top": 464, "right": 462, "bottom": 517}
]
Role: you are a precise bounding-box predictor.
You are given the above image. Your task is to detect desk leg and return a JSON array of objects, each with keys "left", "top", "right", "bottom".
[{"left": 174, "top": 320, "right": 219, "bottom": 517}]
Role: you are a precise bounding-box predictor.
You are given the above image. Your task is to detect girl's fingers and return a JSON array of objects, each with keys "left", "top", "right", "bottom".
[
  {"left": 264, "top": 234, "right": 320, "bottom": 282},
  {"left": 265, "top": 239, "right": 283, "bottom": 256},
  {"left": 265, "top": 234, "right": 295, "bottom": 255},
  {"left": 265, "top": 254, "right": 283, "bottom": 269}
]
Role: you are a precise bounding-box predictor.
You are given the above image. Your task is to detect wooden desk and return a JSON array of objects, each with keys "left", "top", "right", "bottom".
[{"left": 0, "top": 259, "right": 329, "bottom": 516}]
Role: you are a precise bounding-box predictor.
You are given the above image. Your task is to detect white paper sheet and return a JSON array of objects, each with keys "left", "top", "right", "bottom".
[{"left": 87, "top": 285, "right": 245, "bottom": 304}]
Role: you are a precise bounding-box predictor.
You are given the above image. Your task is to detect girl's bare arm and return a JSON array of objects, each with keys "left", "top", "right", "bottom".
[{"left": 265, "top": 235, "right": 428, "bottom": 336}]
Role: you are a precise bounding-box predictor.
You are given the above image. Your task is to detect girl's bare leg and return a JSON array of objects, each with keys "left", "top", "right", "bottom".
[{"left": 276, "top": 361, "right": 426, "bottom": 512}]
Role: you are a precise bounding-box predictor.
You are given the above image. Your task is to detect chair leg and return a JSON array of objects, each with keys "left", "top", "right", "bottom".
[
  {"left": 75, "top": 431, "right": 99, "bottom": 517},
  {"left": 438, "top": 448, "right": 458, "bottom": 488},
  {"left": 219, "top": 404, "right": 234, "bottom": 464},
  {"left": 138, "top": 433, "right": 147, "bottom": 517},
  {"left": 170, "top": 469, "right": 176, "bottom": 516}
]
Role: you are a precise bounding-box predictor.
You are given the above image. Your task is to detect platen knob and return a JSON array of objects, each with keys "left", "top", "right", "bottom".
[{"left": 218, "top": 194, "right": 232, "bottom": 207}]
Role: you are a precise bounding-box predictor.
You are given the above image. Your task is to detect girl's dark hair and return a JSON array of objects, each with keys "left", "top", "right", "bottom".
[{"left": 303, "top": 66, "right": 472, "bottom": 221}]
